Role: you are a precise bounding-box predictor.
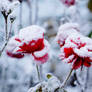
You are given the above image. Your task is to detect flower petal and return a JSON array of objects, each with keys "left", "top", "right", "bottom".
[
  {"left": 72, "top": 58, "right": 82, "bottom": 69},
  {"left": 83, "top": 60, "right": 91, "bottom": 67}
]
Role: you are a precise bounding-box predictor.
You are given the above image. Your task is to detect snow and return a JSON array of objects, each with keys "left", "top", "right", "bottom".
[
  {"left": 6, "top": 35, "right": 20, "bottom": 52},
  {"left": 19, "top": 25, "right": 45, "bottom": 42},
  {"left": 28, "top": 74, "right": 61, "bottom": 92},
  {"left": 56, "top": 23, "right": 80, "bottom": 46},
  {"left": 74, "top": 47, "right": 92, "bottom": 58}
]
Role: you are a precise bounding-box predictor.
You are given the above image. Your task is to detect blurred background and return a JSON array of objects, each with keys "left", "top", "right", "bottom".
[{"left": 0, "top": 0, "right": 92, "bottom": 92}]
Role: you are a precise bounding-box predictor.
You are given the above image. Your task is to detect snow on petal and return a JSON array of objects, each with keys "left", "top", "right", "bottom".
[
  {"left": 19, "top": 25, "right": 45, "bottom": 42},
  {"left": 56, "top": 23, "right": 79, "bottom": 47},
  {"left": 6, "top": 35, "right": 24, "bottom": 59}
]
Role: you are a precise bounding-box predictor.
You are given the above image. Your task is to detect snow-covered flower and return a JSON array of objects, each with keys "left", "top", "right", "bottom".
[
  {"left": 6, "top": 35, "right": 24, "bottom": 58},
  {"left": 0, "top": 0, "right": 20, "bottom": 17},
  {"left": 6, "top": 25, "right": 50, "bottom": 64},
  {"left": 56, "top": 23, "right": 92, "bottom": 70},
  {"left": 60, "top": 0, "right": 75, "bottom": 7},
  {"left": 56, "top": 23, "right": 79, "bottom": 47}
]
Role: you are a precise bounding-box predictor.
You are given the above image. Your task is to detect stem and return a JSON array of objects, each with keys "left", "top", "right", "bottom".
[
  {"left": 36, "top": 64, "right": 41, "bottom": 82},
  {"left": 74, "top": 71, "right": 81, "bottom": 86},
  {"left": 61, "top": 68, "right": 73, "bottom": 88},
  {"left": 55, "top": 69, "right": 73, "bottom": 92},
  {"left": 19, "top": 2, "right": 22, "bottom": 29},
  {"left": 8, "top": 22, "right": 13, "bottom": 40},
  {"left": 34, "top": 0, "right": 39, "bottom": 24},
  {"left": 82, "top": 68, "right": 89, "bottom": 92},
  {"left": 0, "top": 42, "right": 8, "bottom": 56},
  {"left": 27, "top": 0, "right": 32, "bottom": 25},
  {"left": 0, "top": 19, "right": 13, "bottom": 56},
  {"left": 5, "top": 17, "right": 8, "bottom": 41}
]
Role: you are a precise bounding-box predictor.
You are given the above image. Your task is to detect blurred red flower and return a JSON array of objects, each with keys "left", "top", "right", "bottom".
[{"left": 60, "top": 0, "right": 75, "bottom": 6}]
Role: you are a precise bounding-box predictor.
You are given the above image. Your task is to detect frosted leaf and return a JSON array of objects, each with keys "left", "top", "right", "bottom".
[
  {"left": 46, "top": 74, "right": 61, "bottom": 91},
  {"left": 28, "top": 74, "right": 61, "bottom": 92}
]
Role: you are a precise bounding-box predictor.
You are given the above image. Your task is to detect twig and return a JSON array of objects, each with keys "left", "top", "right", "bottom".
[{"left": 5, "top": 17, "right": 8, "bottom": 41}]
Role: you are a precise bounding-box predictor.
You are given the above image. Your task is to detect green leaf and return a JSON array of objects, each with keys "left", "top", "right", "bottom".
[{"left": 88, "top": 31, "right": 92, "bottom": 38}]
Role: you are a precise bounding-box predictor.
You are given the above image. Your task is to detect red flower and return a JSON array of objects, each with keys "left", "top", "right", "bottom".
[
  {"left": 60, "top": 0, "right": 75, "bottom": 6},
  {"left": 6, "top": 36, "right": 24, "bottom": 59},
  {"left": 17, "top": 39, "right": 44, "bottom": 53},
  {"left": 6, "top": 25, "right": 49, "bottom": 64},
  {"left": 60, "top": 34, "right": 92, "bottom": 70},
  {"left": 32, "top": 40, "right": 49, "bottom": 64}
]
